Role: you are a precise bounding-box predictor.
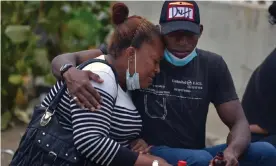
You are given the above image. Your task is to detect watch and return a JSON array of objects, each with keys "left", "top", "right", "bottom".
[{"left": 60, "top": 64, "right": 73, "bottom": 78}]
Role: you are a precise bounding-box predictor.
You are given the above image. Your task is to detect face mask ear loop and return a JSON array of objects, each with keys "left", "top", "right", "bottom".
[
  {"left": 128, "top": 57, "right": 130, "bottom": 73},
  {"left": 134, "top": 51, "right": 137, "bottom": 73}
]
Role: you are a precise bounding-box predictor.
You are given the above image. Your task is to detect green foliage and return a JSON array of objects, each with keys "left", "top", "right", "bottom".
[{"left": 1, "top": 1, "right": 112, "bottom": 130}]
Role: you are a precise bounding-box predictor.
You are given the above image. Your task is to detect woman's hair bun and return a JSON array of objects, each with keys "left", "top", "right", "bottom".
[{"left": 112, "top": 3, "right": 129, "bottom": 25}]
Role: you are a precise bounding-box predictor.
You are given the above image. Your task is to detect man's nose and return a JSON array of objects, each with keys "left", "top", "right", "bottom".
[{"left": 178, "top": 36, "right": 189, "bottom": 45}]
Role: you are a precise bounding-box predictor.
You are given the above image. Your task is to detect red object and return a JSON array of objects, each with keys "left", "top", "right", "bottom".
[
  {"left": 178, "top": 160, "right": 187, "bottom": 166},
  {"left": 212, "top": 152, "right": 226, "bottom": 166}
]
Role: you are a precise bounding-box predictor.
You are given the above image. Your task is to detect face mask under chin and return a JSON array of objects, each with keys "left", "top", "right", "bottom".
[{"left": 164, "top": 48, "right": 198, "bottom": 66}]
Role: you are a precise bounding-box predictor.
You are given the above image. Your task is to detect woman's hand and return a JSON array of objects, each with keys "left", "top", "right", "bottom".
[
  {"left": 134, "top": 154, "right": 172, "bottom": 166},
  {"left": 249, "top": 124, "right": 268, "bottom": 134},
  {"left": 130, "top": 139, "right": 152, "bottom": 154},
  {"left": 63, "top": 67, "right": 103, "bottom": 110}
]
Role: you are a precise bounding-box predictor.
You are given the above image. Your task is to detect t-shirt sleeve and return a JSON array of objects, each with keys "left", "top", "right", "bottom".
[
  {"left": 211, "top": 56, "right": 238, "bottom": 106},
  {"left": 70, "top": 66, "right": 138, "bottom": 166}
]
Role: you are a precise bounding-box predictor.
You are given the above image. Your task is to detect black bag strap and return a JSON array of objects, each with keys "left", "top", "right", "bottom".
[
  {"left": 98, "top": 43, "right": 108, "bottom": 55},
  {"left": 40, "top": 58, "right": 118, "bottom": 126}
]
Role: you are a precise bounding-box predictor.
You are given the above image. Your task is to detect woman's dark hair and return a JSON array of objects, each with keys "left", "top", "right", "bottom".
[
  {"left": 108, "top": 3, "right": 162, "bottom": 57},
  {"left": 269, "top": 1, "right": 276, "bottom": 18},
  {"left": 268, "top": 1, "right": 276, "bottom": 24}
]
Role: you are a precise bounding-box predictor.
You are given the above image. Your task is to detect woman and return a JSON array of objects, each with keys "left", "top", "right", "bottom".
[{"left": 11, "top": 3, "right": 170, "bottom": 166}]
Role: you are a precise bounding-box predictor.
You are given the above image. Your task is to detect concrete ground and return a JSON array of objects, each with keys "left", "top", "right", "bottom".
[{"left": 1, "top": 125, "right": 27, "bottom": 166}]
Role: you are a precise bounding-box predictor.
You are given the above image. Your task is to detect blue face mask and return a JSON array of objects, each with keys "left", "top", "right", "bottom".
[
  {"left": 164, "top": 48, "right": 198, "bottom": 66},
  {"left": 126, "top": 51, "right": 140, "bottom": 90}
]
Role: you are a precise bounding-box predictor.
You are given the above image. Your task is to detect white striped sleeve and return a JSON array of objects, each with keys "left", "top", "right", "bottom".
[{"left": 70, "top": 69, "right": 138, "bottom": 166}]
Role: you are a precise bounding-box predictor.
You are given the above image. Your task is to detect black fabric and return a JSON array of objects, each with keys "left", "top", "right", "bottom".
[
  {"left": 242, "top": 48, "right": 276, "bottom": 134},
  {"left": 99, "top": 43, "right": 108, "bottom": 55},
  {"left": 111, "top": 147, "right": 139, "bottom": 166},
  {"left": 132, "top": 49, "right": 238, "bottom": 149},
  {"left": 269, "top": 1, "right": 276, "bottom": 18},
  {"left": 11, "top": 59, "right": 119, "bottom": 166},
  {"left": 160, "top": 21, "right": 200, "bottom": 35},
  {"left": 10, "top": 107, "right": 86, "bottom": 166}
]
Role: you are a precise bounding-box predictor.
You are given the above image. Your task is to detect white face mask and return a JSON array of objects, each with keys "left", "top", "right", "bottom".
[{"left": 126, "top": 51, "right": 140, "bottom": 90}]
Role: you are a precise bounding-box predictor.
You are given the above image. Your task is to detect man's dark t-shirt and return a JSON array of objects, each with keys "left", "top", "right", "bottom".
[
  {"left": 132, "top": 49, "right": 238, "bottom": 149},
  {"left": 242, "top": 48, "right": 276, "bottom": 134}
]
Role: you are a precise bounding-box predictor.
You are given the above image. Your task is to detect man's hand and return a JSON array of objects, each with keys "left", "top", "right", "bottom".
[
  {"left": 209, "top": 150, "right": 238, "bottom": 166},
  {"left": 130, "top": 139, "right": 151, "bottom": 154},
  {"left": 223, "top": 149, "right": 238, "bottom": 166},
  {"left": 63, "top": 67, "right": 104, "bottom": 110}
]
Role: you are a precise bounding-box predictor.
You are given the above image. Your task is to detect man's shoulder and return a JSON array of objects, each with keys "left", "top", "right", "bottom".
[
  {"left": 197, "top": 49, "right": 222, "bottom": 59},
  {"left": 197, "top": 48, "right": 224, "bottom": 65}
]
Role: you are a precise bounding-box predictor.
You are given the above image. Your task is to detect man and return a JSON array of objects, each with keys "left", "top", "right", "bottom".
[{"left": 51, "top": 1, "right": 276, "bottom": 165}]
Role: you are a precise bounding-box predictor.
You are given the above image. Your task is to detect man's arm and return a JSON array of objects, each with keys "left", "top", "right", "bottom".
[
  {"left": 51, "top": 49, "right": 103, "bottom": 80},
  {"left": 211, "top": 56, "right": 250, "bottom": 162},
  {"left": 216, "top": 100, "right": 250, "bottom": 158},
  {"left": 51, "top": 48, "right": 105, "bottom": 110}
]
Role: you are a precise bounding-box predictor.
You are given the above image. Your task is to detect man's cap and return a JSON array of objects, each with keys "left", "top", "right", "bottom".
[{"left": 159, "top": 0, "right": 201, "bottom": 35}]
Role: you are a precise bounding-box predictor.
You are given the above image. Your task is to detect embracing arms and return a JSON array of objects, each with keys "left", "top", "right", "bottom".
[
  {"left": 52, "top": 49, "right": 104, "bottom": 110},
  {"left": 52, "top": 49, "right": 103, "bottom": 80}
]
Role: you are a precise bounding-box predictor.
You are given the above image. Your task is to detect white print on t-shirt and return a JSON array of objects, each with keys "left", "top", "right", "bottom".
[
  {"left": 172, "top": 79, "right": 203, "bottom": 91},
  {"left": 144, "top": 94, "right": 167, "bottom": 120},
  {"left": 142, "top": 78, "right": 203, "bottom": 100},
  {"left": 140, "top": 88, "right": 202, "bottom": 100},
  {"left": 141, "top": 78, "right": 204, "bottom": 120},
  {"left": 152, "top": 84, "right": 165, "bottom": 89}
]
